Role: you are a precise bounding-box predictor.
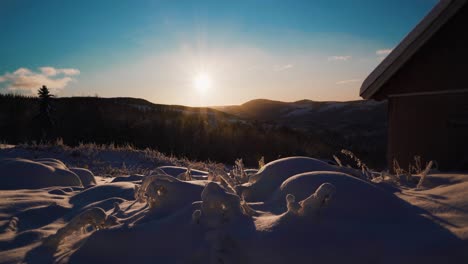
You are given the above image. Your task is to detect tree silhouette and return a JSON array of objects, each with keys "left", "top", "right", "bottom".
[{"left": 37, "top": 85, "right": 54, "bottom": 141}]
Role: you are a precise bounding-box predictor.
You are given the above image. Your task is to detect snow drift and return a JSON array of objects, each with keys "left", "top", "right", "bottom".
[
  {"left": 0, "top": 158, "right": 82, "bottom": 189},
  {"left": 0, "top": 155, "right": 467, "bottom": 264}
]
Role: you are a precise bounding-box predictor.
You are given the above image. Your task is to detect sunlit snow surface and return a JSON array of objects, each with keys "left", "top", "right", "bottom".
[{"left": 0, "top": 149, "right": 467, "bottom": 264}]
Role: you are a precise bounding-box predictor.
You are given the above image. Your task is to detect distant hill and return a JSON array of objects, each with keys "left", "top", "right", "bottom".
[
  {"left": 215, "top": 99, "right": 388, "bottom": 168},
  {"left": 215, "top": 98, "right": 386, "bottom": 133},
  {"left": 0, "top": 95, "right": 345, "bottom": 166},
  {"left": 0, "top": 95, "right": 388, "bottom": 168}
]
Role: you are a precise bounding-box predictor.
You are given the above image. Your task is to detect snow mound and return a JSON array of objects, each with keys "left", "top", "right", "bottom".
[
  {"left": 133, "top": 174, "right": 207, "bottom": 221},
  {"left": 270, "top": 171, "right": 405, "bottom": 218},
  {"left": 34, "top": 158, "right": 68, "bottom": 170},
  {"left": 69, "top": 180, "right": 255, "bottom": 264},
  {"left": 70, "top": 167, "right": 97, "bottom": 187},
  {"left": 0, "top": 158, "right": 82, "bottom": 189},
  {"left": 238, "top": 156, "right": 346, "bottom": 201},
  {"left": 70, "top": 182, "right": 135, "bottom": 208},
  {"left": 0, "top": 154, "right": 467, "bottom": 264}
]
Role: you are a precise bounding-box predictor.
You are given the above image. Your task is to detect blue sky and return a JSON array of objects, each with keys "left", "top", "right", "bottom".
[{"left": 0, "top": 0, "right": 437, "bottom": 106}]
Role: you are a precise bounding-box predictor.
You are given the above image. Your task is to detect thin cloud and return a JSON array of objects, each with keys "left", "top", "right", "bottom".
[
  {"left": 0, "top": 66, "right": 80, "bottom": 93},
  {"left": 328, "top": 55, "right": 352, "bottom": 61},
  {"left": 336, "top": 79, "right": 362, "bottom": 85},
  {"left": 274, "top": 64, "right": 294, "bottom": 71},
  {"left": 40, "top": 66, "right": 80, "bottom": 76},
  {"left": 376, "top": 49, "right": 392, "bottom": 56}
]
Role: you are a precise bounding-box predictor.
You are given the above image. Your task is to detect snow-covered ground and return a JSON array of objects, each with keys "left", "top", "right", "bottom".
[{"left": 0, "top": 146, "right": 467, "bottom": 264}]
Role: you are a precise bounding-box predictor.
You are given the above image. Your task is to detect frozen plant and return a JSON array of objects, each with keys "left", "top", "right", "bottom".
[
  {"left": 231, "top": 159, "right": 248, "bottom": 183},
  {"left": 214, "top": 169, "right": 258, "bottom": 216},
  {"left": 391, "top": 156, "right": 434, "bottom": 187},
  {"left": 240, "top": 200, "right": 258, "bottom": 216},
  {"left": 199, "top": 182, "right": 243, "bottom": 228},
  {"left": 416, "top": 160, "right": 433, "bottom": 190},
  {"left": 43, "top": 207, "right": 117, "bottom": 248},
  {"left": 177, "top": 168, "right": 192, "bottom": 181},
  {"left": 410, "top": 156, "right": 422, "bottom": 174},
  {"left": 300, "top": 183, "right": 336, "bottom": 216},
  {"left": 145, "top": 180, "right": 168, "bottom": 208},
  {"left": 377, "top": 170, "right": 400, "bottom": 184},
  {"left": 217, "top": 169, "right": 239, "bottom": 194},
  {"left": 195, "top": 183, "right": 247, "bottom": 263},
  {"left": 207, "top": 170, "right": 220, "bottom": 182},
  {"left": 340, "top": 149, "right": 373, "bottom": 180},
  {"left": 286, "top": 194, "right": 300, "bottom": 214},
  {"left": 134, "top": 173, "right": 203, "bottom": 210},
  {"left": 333, "top": 155, "right": 343, "bottom": 167},
  {"left": 134, "top": 174, "right": 177, "bottom": 204},
  {"left": 258, "top": 156, "right": 265, "bottom": 169},
  {"left": 286, "top": 183, "right": 336, "bottom": 217}
]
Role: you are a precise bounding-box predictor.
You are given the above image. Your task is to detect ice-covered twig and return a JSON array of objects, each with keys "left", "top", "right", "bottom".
[
  {"left": 177, "top": 168, "right": 192, "bottom": 181},
  {"left": 240, "top": 200, "right": 258, "bottom": 216},
  {"left": 217, "top": 170, "right": 238, "bottom": 194},
  {"left": 231, "top": 159, "right": 248, "bottom": 184},
  {"left": 416, "top": 160, "right": 433, "bottom": 190}
]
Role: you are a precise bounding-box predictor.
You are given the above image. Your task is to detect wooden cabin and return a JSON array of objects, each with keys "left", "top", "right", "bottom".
[{"left": 360, "top": 0, "right": 468, "bottom": 171}]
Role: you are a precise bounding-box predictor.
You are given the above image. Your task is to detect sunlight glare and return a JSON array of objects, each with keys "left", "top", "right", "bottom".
[{"left": 194, "top": 73, "right": 212, "bottom": 93}]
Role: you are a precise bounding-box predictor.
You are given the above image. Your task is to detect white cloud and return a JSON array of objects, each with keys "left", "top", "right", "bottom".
[
  {"left": 328, "top": 55, "right": 352, "bottom": 61},
  {"left": 336, "top": 79, "right": 362, "bottom": 85},
  {"left": 376, "top": 49, "right": 392, "bottom": 56},
  {"left": 40, "top": 66, "right": 80, "bottom": 76},
  {"left": 0, "top": 66, "right": 80, "bottom": 93},
  {"left": 59, "top": 68, "right": 80, "bottom": 75},
  {"left": 274, "top": 64, "right": 294, "bottom": 71},
  {"left": 14, "top": 68, "right": 32, "bottom": 75}
]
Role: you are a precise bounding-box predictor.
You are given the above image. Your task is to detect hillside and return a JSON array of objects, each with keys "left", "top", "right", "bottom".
[
  {"left": 215, "top": 99, "right": 386, "bottom": 133},
  {"left": 215, "top": 99, "right": 387, "bottom": 166},
  {"left": 0, "top": 95, "right": 343, "bottom": 167},
  {"left": 0, "top": 95, "right": 388, "bottom": 168}
]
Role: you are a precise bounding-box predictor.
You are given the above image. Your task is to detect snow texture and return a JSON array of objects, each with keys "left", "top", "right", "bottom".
[
  {"left": 0, "top": 153, "right": 467, "bottom": 264},
  {"left": 0, "top": 158, "right": 82, "bottom": 189}
]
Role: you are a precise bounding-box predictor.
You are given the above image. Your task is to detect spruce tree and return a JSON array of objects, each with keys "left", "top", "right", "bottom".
[{"left": 37, "top": 85, "right": 54, "bottom": 141}]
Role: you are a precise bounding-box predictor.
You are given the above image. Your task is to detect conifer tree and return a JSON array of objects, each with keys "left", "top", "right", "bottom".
[{"left": 37, "top": 85, "right": 54, "bottom": 140}]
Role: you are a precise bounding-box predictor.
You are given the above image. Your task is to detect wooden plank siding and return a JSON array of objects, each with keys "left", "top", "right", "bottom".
[{"left": 388, "top": 92, "right": 468, "bottom": 171}]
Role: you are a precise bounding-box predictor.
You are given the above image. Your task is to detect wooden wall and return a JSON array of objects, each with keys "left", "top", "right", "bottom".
[{"left": 388, "top": 93, "right": 468, "bottom": 171}]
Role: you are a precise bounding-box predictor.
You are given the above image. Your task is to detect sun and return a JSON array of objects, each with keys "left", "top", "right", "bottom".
[{"left": 193, "top": 73, "right": 212, "bottom": 93}]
